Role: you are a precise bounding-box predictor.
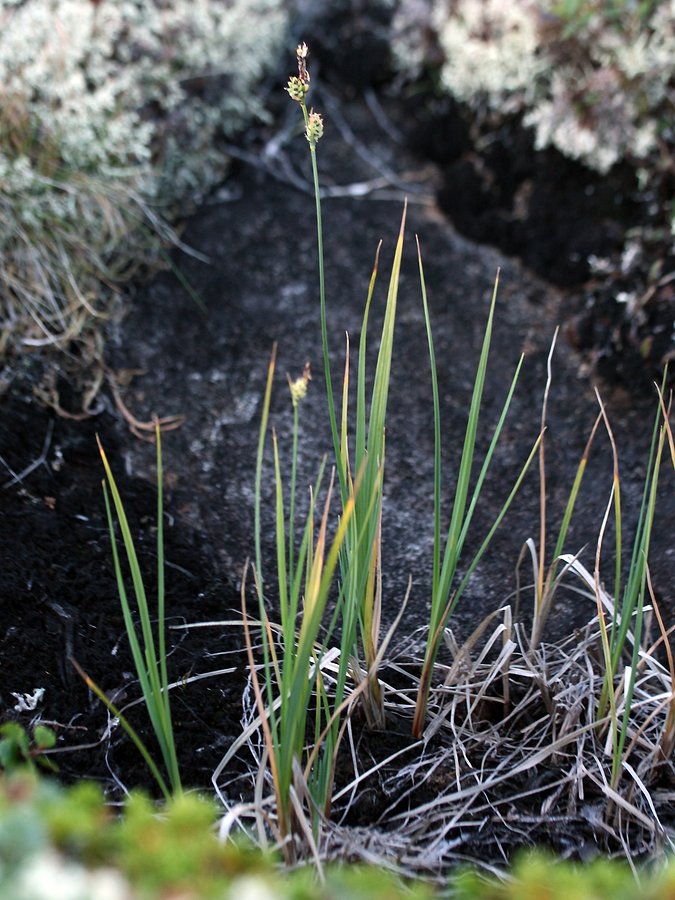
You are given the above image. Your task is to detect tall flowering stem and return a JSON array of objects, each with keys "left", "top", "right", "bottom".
[
  {"left": 286, "top": 44, "right": 343, "bottom": 498},
  {"left": 286, "top": 45, "right": 406, "bottom": 733}
]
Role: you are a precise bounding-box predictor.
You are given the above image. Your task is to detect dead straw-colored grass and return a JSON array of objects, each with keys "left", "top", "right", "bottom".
[{"left": 216, "top": 602, "right": 675, "bottom": 882}]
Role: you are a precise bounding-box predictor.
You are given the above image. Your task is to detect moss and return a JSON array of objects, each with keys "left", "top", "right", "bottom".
[{"left": 3, "top": 774, "right": 675, "bottom": 898}]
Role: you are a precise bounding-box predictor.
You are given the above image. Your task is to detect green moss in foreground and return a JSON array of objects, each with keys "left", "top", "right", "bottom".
[
  {"left": 1, "top": 774, "right": 675, "bottom": 898},
  {"left": 456, "top": 854, "right": 675, "bottom": 900}
]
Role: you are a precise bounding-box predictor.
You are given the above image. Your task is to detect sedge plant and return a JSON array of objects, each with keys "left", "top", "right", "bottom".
[
  {"left": 335, "top": 212, "right": 406, "bottom": 729},
  {"left": 288, "top": 43, "right": 541, "bottom": 739},
  {"left": 592, "top": 380, "right": 670, "bottom": 789},
  {"left": 287, "top": 45, "right": 406, "bottom": 727},
  {"left": 245, "top": 347, "right": 358, "bottom": 852},
  {"left": 411, "top": 250, "right": 543, "bottom": 738},
  {"left": 86, "top": 422, "right": 181, "bottom": 798}
]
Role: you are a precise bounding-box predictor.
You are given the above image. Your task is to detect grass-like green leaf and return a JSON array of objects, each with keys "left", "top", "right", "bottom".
[
  {"left": 591, "top": 379, "right": 669, "bottom": 788},
  {"left": 94, "top": 422, "right": 181, "bottom": 795},
  {"left": 412, "top": 250, "right": 537, "bottom": 738},
  {"left": 249, "top": 346, "right": 356, "bottom": 850}
]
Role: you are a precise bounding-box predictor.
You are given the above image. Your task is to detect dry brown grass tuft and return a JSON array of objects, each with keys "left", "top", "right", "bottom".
[{"left": 217, "top": 605, "right": 675, "bottom": 880}]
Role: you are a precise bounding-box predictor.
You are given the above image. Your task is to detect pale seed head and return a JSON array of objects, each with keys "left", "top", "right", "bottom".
[
  {"left": 286, "top": 75, "right": 308, "bottom": 103},
  {"left": 305, "top": 110, "right": 324, "bottom": 145},
  {"left": 287, "top": 362, "right": 311, "bottom": 407}
]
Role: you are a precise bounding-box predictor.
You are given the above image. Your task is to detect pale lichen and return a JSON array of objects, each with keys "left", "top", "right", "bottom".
[
  {"left": 392, "top": 0, "right": 674, "bottom": 174},
  {"left": 0, "top": 0, "right": 289, "bottom": 355}
]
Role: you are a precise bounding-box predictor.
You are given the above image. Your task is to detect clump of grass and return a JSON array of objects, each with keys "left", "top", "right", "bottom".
[
  {"left": 81, "top": 40, "right": 674, "bottom": 875},
  {"left": 268, "top": 45, "right": 673, "bottom": 853},
  {"left": 0, "top": 88, "right": 176, "bottom": 358},
  {"left": 288, "top": 43, "right": 546, "bottom": 741},
  {"left": 412, "top": 253, "right": 541, "bottom": 738},
  {"left": 242, "top": 346, "right": 357, "bottom": 859},
  {"left": 73, "top": 421, "right": 181, "bottom": 799},
  {"left": 591, "top": 380, "right": 671, "bottom": 790},
  {"left": 287, "top": 43, "right": 405, "bottom": 729}
]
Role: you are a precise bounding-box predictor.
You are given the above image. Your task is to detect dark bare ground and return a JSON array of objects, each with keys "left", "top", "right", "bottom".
[{"left": 0, "top": 90, "right": 673, "bottom": 873}]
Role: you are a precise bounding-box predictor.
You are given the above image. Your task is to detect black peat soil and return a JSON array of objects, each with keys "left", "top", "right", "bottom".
[{"left": 1, "top": 67, "right": 674, "bottom": 848}]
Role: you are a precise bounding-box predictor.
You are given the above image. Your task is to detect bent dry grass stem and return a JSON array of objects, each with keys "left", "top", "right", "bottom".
[{"left": 523, "top": 331, "right": 603, "bottom": 651}]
